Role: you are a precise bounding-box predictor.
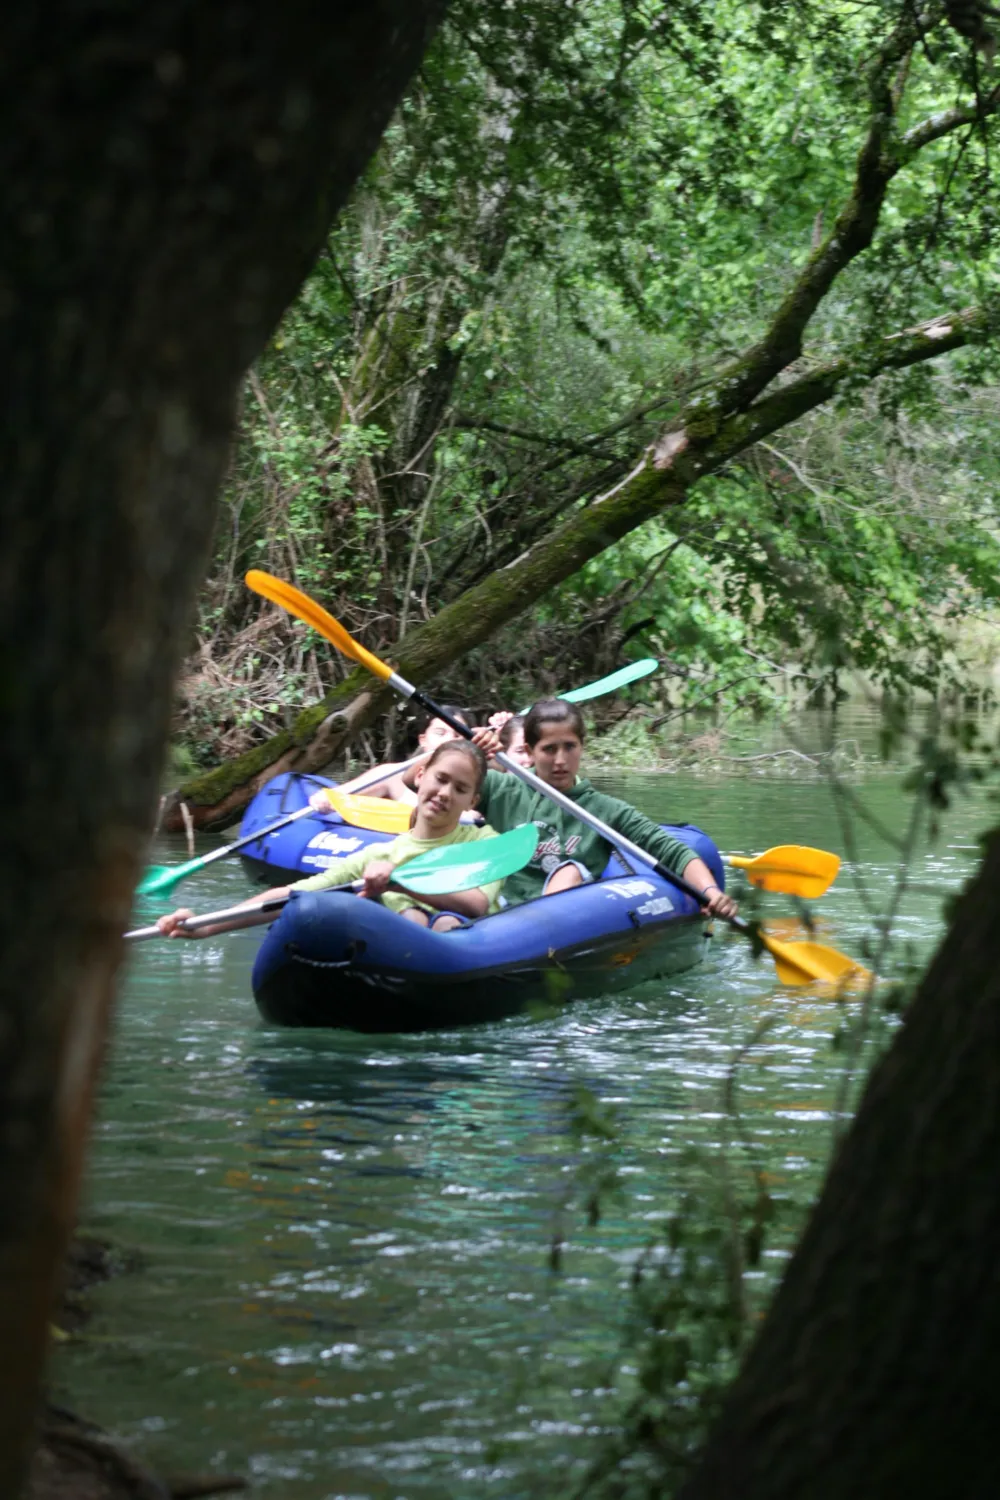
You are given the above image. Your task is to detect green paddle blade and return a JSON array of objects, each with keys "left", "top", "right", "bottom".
[
  {"left": 560, "top": 658, "right": 658, "bottom": 704},
  {"left": 137, "top": 857, "right": 208, "bottom": 896},
  {"left": 519, "top": 659, "right": 659, "bottom": 714},
  {"left": 394, "top": 824, "right": 539, "bottom": 895}
]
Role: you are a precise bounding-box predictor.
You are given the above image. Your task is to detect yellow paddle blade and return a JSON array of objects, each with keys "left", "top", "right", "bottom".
[
  {"left": 245, "top": 571, "right": 394, "bottom": 682},
  {"left": 324, "top": 790, "right": 412, "bottom": 834},
  {"left": 726, "top": 845, "right": 841, "bottom": 899},
  {"left": 761, "top": 930, "right": 871, "bottom": 988}
]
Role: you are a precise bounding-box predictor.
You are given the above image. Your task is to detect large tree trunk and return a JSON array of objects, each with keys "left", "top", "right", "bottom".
[
  {"left": 0, "top": 3, "right": 444, "bottom": 1492},
  {"left": 679, "top": 833, "right": 1000, "bottom": 1498}
]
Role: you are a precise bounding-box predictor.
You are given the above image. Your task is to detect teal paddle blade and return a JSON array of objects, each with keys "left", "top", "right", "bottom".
[
  {"left": 137, "top": 857, "right": 208, "bottom": 896},
  {"left": 560, "top": 658, "right": 658, "bottom": 704},
  {"left": 519, "top": 659, "right": 658, "bottom": 714},
  {"left": 395, "top": 824, "right": 539, "bottom": 895}
]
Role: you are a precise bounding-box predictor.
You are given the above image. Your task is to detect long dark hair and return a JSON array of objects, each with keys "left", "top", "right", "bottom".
[{"left": 523, "top": 699, "right": 585, "bottom": 748}]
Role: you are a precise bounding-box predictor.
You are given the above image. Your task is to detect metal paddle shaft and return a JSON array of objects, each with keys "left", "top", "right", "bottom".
[
  {"left": 126, "top": 896, "right": 291, "bottom": 941},
  {"left": 139, "top": 780, "right": 418, "bottom": 896},
  {"left": 137, "top": 804, "right": 316, "bottom": 895}
]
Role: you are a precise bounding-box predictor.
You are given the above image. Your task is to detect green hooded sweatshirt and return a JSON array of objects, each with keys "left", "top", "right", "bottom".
[{"left": 475, "top": 771, "right": 697, "bottom": 907}]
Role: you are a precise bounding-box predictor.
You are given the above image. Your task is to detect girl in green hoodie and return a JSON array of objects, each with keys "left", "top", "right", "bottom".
[{"left": 476, "top": 699, "right": 738, "bottom": 917}]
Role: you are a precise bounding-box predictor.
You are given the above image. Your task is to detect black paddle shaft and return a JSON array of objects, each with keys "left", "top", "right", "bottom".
[{"left": 407, "top": 688, "right": 719, "bottom": 914}]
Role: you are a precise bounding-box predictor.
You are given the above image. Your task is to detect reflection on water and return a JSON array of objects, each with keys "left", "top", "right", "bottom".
[{"left": 55, "top": 716, "right": 989, "bottom": 1496}]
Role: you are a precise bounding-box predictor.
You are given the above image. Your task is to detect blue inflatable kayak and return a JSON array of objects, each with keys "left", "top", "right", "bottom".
[{"left": 238, "top": 772, "right": 724, "bottom": 1032}]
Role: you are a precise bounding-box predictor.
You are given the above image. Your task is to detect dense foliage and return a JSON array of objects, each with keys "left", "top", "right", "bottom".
[{"left": 175, "top": 0, "right": 1000, "bottom": 771}]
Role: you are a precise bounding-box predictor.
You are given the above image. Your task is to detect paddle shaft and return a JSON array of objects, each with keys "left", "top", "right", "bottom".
[
  {"left": 381, "top": 676, "right": 722, "bottom": 918},
  {"left": 202, "top": 762, "right": 423, "bottom": 858},
  {"left": 126, "top": 896, "right": 291, "bottom": 941},
  {"left": 188, "top": 803, "right": 314, "bottom": 871},
  {"left": 347, "top": 752, "right": 425, "bottom": 793},
  {"left": 148, "top": 764, "right": 422, "bottom": 887},
  {"left": 129, "top": 876, "right": 380, "bottom": 941}
]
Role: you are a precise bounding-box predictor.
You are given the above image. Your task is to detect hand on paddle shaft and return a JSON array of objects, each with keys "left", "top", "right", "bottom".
[
  {"left": 157, "top": 871, "right": 384, "bottom": 939},
  {"left": 244, "top": 571, "right": 870, "bottom": 988},
  {"left": 126, "top": 825, "right": 541, "bottom": 943},
  {"left": 156, "top": 862, "right": 469, "bottom": 939}
]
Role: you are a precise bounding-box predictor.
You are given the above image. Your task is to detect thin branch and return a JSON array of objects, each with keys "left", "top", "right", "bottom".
[
  {"left": 703, "top": 304, "right": 988, "bottom": 465},
  {"left": 452, "top": 414, "right": 615, "bottom": 457},
  {"left": 898, "top": 84, "right": 1000, "bottom": 156}
]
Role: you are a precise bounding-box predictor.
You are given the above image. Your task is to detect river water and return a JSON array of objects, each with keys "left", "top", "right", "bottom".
[{"left": 53, "top": 718, "right": 988, "bottom": 1497}]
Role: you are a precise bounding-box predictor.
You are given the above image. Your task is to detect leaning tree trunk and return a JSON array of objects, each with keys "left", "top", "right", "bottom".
[
  {"left": 163, "top": 9, "right": 1000, "bottom": 832},
  {"left": 679, "top": 832, "right": 1000, "bottom": 1498},
  {"left": 0, "top": 3, "right": 444, "bottom": 1493},
  {"left": 164, "top": 304, "right": 982, "bottom": 832}
]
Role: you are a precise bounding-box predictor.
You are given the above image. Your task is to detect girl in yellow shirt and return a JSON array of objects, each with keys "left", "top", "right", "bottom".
[{"left": 157, "top": 740, "right": 501, "bottom": 938}]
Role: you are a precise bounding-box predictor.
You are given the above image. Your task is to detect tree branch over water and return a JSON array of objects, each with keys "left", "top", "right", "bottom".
[{"left": 170, "top": 291, "right": 992, "bottom": 827}]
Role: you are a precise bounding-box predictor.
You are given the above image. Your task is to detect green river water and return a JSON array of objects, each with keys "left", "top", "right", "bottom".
[{"left": 52, "top": 716, "right": 989, "bottom": 1498}]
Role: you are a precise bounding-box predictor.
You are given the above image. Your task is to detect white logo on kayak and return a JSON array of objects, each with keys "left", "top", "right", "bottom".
[
  {"left": 604, "top": 880, "right": 655, "bottom": 899},
  {"left": 636, "top": 895, "right": 674, "bottom": 917},
  {"left": 305, "top": 832, "right": 365, "bottom": 855}
]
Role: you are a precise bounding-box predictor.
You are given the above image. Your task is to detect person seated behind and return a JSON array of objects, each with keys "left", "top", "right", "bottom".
[
  {"left": 157, "top": 740, "right": 502, "bottom": 938},
  {"left": 493, "top": 713, "right": 532, "bottom": 770},
  {"left": 474, "top": 698, "right": 738, "bottom": 917},
  {"left": 327, "top": 705, "right": 484, "bottom": 806}
]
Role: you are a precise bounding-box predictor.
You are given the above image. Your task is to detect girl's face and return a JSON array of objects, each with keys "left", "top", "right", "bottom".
[
  {"left": 503, "top": 726, "right": 532, "bottom": 769},
  {"left": 414, "top": 750, "right": 479, "bottom": 832},
  {"left": 529, "top": 722, "right": 583, "bottom": 789},
  {"left": 419, "top": 717, "right": 464, "bottom": 754}
]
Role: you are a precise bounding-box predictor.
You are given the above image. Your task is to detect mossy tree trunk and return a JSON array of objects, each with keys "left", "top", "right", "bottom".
[
  {"left": 678, "top": 831, "right": 1000, "bottom": 1497},
  {"left": 0, "top": 2, "right": 444, "bottom": 1492}
]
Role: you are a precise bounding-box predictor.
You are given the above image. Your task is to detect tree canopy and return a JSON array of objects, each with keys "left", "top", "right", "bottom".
[{"left": 168, "top": 0, "right": 1000, "bottom": 815}]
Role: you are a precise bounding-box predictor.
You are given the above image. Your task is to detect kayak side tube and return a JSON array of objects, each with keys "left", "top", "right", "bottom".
[{"left": 251, "top": 846, "right": 720, "bottom": 1032}]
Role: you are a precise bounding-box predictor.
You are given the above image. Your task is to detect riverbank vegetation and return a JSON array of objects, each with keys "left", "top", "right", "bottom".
[{"left": 167, "top": 0, "right": 1000, "bottom": 820}]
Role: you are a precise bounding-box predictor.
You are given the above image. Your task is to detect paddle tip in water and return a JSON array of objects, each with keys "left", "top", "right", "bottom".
[{"left": 766, "top": 937, "right": 873, "bottom": 989}]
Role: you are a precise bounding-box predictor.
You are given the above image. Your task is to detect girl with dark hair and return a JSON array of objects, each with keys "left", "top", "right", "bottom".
[
  {"left": 475, "top": 699, "right": 738, "bottom": 916},
  {"left": 157, "top": 740, "right": 502, "bottom": 936}
]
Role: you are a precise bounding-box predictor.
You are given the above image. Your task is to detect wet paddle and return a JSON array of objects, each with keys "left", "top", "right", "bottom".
[
  {"left": 518, "top": 657, "right": 658, "bottom": 713},
  {"left": 723, "top": 845, "right": 840, "bottom": 899},
  {"left": 246, "top": 570, "right": 868, "bottom": 988},
  {"left": 127, "top": 823, "right": 539, "bottom": 941}
]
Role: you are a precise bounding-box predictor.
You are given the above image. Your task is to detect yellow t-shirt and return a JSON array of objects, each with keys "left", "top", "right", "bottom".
[{"left": 291, "top": 822, "right": 504, "bottom": 916}]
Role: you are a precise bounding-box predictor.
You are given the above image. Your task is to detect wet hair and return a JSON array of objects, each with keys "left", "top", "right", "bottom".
[
  {"left": 422, "top": 738, "right": 487, "bottom": 794},
  {"left": 417, "top": 704, "right": 468, "bottom": 736},
  {"left": 523, "top": 699, "right": 586, "bottom": 749},
  {"left": 498, "top": 715, "right": 525, "bottom": 750}
]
